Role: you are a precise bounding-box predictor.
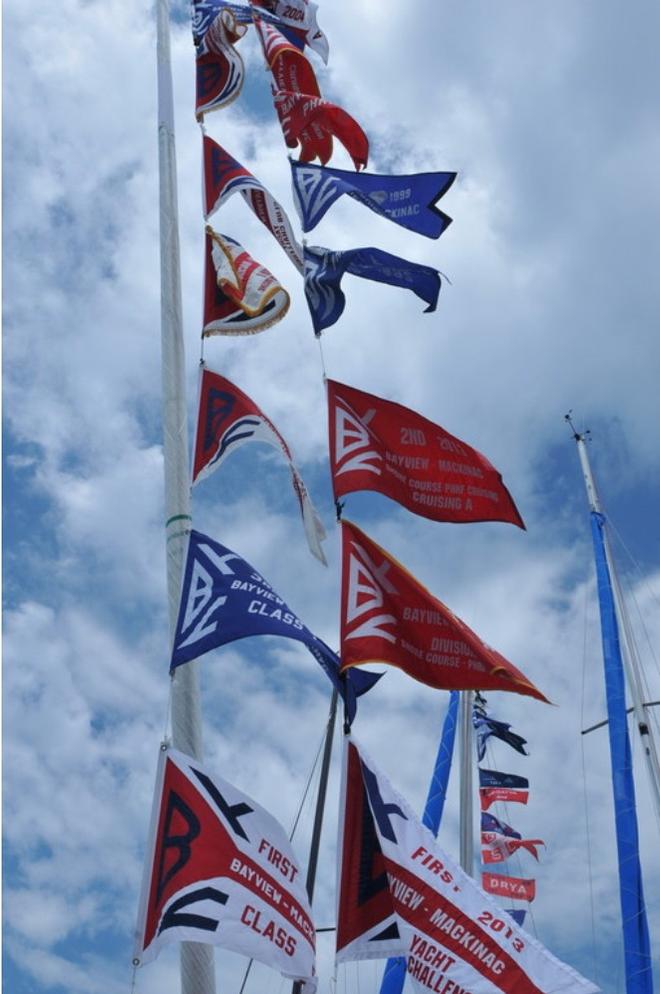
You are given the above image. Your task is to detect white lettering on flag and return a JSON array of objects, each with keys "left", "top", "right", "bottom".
[{"left": 336, "top": 737, "right": 599, "bottom": 994}]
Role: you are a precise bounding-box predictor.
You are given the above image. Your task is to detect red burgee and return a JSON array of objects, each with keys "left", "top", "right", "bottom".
[
  {"left": 328, "top": 380, "right": 524, "bottom": 528},
  {"left": 273, "top": 90, "right": 369, "bottom": 170},
  {"left": 339, "top": 520, "right": 547, "bottom": 702},
  {"left": 482, "top": 872, "right": 536, "bottom": 902}
]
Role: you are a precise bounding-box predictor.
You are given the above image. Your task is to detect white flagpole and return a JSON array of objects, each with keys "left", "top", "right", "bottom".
[{"left": 156, "top": 1, "right": 216, "bottom": 992}]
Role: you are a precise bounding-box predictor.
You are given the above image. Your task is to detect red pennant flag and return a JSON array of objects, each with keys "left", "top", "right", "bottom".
[
  {"left": 481, "top": 872, "right": 536, "bottom": 903},
  {"left": 339, "top": 520, "right": 547, "bottom": 702},
  {"left": 273, "top": 90, "right": 369, "bottom": 170},
  {"left": 328, "top": 380, "right": 524, "bottom": 528},
  {"left": 481, "top": 835, "right": 544, "bottom": 864},
  {"left": 195, "top": 9, "right": 247, "bottom": 119},
  {"left": 254, "top": 14, "right": 320, "bottom": 97}
]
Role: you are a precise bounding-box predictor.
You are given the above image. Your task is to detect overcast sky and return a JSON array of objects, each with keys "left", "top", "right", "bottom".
[{"left": 3, "top": 1, "right": 660, "bottom": 993}]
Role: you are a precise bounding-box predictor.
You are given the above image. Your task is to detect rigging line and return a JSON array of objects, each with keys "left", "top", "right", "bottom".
[
  {"left": 606, "top": 514, "right": 660, "bottom": 616},
  {"left": 579, "top": 575, "right": 600, "bottom": 988},
  {"left": 289, "top": 724, "right": 327, "bottom": 841},
  {"left": 316, "top": 332, "right": 328, "bottom": 382}
]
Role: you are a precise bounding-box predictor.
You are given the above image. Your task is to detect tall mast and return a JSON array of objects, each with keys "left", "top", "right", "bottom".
[
  {"left": 573, "top": 428, "right": 660, "bottom": 813},
  {"left": 459, "top": 690, "right": 475, "bottom": 874},
  {"left": 156, "top": 2, "right": 216, "bottom": 992},
  {"left": 571, "top": 422, "right": 658, "bottom": 994}
]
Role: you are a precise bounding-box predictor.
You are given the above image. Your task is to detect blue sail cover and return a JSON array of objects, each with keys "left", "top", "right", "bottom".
[
  {"left": 590, "top": 511, "right": 653, "bottom": 994},
  {"left": 379, "top": 691, "right": 459, "bottom": 994}
]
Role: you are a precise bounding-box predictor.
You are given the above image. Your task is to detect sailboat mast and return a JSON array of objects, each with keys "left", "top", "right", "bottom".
[
  {"left": 459, "top": 690, "right": 475, "bottom": 874},
  {"left": 574, "top": 431, "right": 660, "bottom": 815},
  {"left": 156, "top": 1, "right": 216, "bottom": 992}
]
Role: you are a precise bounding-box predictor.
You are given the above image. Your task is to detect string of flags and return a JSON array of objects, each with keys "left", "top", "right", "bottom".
[
  {"left": 130, "top": 3, "right": 592, "bottom": 992},
  {"left": 473, "top": 693, "right": 544, "bottom": 926}
]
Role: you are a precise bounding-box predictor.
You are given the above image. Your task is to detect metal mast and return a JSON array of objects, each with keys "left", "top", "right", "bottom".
[
  {"left": 459, "top": 691, "right": 475, "bottom": 874},
  {"left": 573, "top": 427, "right": 660, "bottom": 816},
  {"left": 156, "top": 1, "right": 216, "bottom": 992}
]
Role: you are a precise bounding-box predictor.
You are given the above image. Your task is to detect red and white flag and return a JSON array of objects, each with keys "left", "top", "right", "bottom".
[
  {"left": 481, "top": 836, "right": 544, "bottom": 865},
  {"left": 336, "top": 737, "right": 597, "bottom": 994},
  {"left": 339, "top": 520, "right": 547, "bottom": 702},
  {"left": 203, "top": 136, "right": 303, "bottom": 272},
  {"left": 273, "top": 89, "right": 369, "bottom": 170},
  {"left": 192, "top": 366, "right": 327, "bottom": 563},
  {"left": 195, "top": 8, "right": 247, "bottom": 119},
  {"left": 482, "top": 873, "right": 536, "bottom": 903},
  {"left": 254, "top": 14, "right": 321, "bottom": 97},
  {"left": 134, "top": 748, "right": 316, "bottom": 990},
  {"left": 203, "top": 227, "right": 290, "bottom": 336},
  {"left": 328, "top": 380, "right": 524, "bottom": 528}
]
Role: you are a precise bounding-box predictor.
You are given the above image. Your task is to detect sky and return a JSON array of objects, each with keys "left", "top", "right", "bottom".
[{"left": 3, "top": 1, "right": 660, "bottom": 993}]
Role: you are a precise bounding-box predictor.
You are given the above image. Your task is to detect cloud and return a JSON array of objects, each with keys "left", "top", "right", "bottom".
[{"left": 3, "top": 0, "right": 659, "bottom": 991}]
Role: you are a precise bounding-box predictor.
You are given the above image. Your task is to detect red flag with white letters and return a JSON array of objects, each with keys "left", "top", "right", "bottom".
[
  {"left": 339, "top": 520, "right": 547, "bottom": 702},
  {"left": 481, "top": 873, "right": 536, "bottom": 903},
  {"left": 328, "top": 381, "right": 524, "bottom": 528}
]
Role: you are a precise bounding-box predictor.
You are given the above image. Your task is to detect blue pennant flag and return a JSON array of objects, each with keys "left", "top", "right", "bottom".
[
  {"left": 291, "top": 160, "right": 456, "bottom": 238},
  {"left": 481, "top": 812, "right": 522, "bottom": 840},
  {"left": 505, "top": 909, "right": 527, "bottom": 927},
  {"left": 472, "top": 704, "right": 528, "bottom": 762},
  {"left": 304, "top": 245, "right": 441, "bottom": 335},
  {"left": 171, "top": 529, "right": 380, "bottom": 722}
]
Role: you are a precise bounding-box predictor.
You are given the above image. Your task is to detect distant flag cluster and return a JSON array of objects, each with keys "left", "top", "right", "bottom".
[
  {"left": 132, "top": 0, "right": 568, "bottom": 986},
  {"left": 473, "top": 693, "right": 544, "bottom": 924}
]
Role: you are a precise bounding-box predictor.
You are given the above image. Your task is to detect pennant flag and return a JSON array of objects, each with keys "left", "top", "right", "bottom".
[
  {"left": 195, "top": 7, "right": 247, "bottom": 119},
  {"left": 254, "top": 14, "right": 321, "bottom": 97},
  {"left": 339, "top": 520, "right": 547, "bottom": 702},
  {"left": 291, "top": 160, "right": 457, "bottom": 238},
  {"left": 134, "top": 747, "right": 317, "bottom": 990},
  {"left": 479, "top": 769, "right": 529, "bottom": 811},
  {"left": 480, "top": 815, "right": 544, "bottom": 865},
  {"left": 304, "top": 245, "right": 440, "bottom": 335},
  {"left": 473, "top": 708, "right": 529, "bottom": 762},
  {"left": 274, "top": 90, "right": 369, "bottom": 170},
  {"left": 481, "top": 837, "right": 544, "bottom": 866},
  {"left": 250, "top": 0, "right": 329, "bottom": 62},
  {"left": 203, "top": 227, "right": 290, "bottom": 336},
  {"left": 327, "top": 380, "right": 524, "bottom": 528},
  {"left": 203, "top": 136, "right": 304, "bottom": 272},
  {"left": 481, "top": 813, "right": 522, "bottom": 840},
  {"left": 192, "top": 367, "right": 326, "bottom": 563},
  {"left": 170, "top": 529, "right": 380, "bottom": 722},
  {"left": 506, "top": 910, "right": 527, "bottom": 927},
  {"left": 482, "top": 873, "right": 536, "bottom": 903},
  {"left": 336, "top": 736, "right": 597, "bottom": 994},
  {"left": 193, "top": 1, "right": 328, "bottom": 60}
]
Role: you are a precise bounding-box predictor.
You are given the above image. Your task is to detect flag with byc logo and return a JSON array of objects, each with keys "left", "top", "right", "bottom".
[
  {"left": 170, "top": 529, "right": 380, "bottom": 722},
  {"left": 134, "top": 747, "right": 317, "bottom": 990}
]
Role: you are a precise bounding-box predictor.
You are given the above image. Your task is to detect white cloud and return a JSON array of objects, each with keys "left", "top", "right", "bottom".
[{"left": 3, "top": 0, "right": 659, "bottom": 991}]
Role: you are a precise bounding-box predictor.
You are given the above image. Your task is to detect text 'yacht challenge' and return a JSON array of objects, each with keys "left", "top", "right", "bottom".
[{"left": 139, "top": 1, "right": 605, "bottom": 993}]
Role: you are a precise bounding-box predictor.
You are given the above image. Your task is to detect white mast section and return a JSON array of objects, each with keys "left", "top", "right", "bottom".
[
  {"left": 575, "top": 433, "right": 660, "bottom": 824},
  {"left": 156, "top": 1, "right": 217, "bottom": 992},
  {"left": 459, "top": 691, "right": 475, "bottom": 874}
]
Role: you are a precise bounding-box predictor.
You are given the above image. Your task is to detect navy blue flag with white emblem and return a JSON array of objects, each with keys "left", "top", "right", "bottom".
[
  {"left": 171, "top": 529, "right": 380, "bottom": 721},
  {"left": 303, "top": 245, "right": 442, "bottom": 335},
  {"left": 291, "top": 161, "right": 456, "bottom": 238}
]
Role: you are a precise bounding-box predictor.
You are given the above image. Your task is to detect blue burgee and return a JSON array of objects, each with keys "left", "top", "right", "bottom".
[
  {"left": 304, "top": 245, "right": 441, "bottom": 335},
  {"left": 171, "top": 529, "right": 380, "bottom": 722},
  {"left": 291, "top": 160, "right": 456, "bottom": 237}
]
